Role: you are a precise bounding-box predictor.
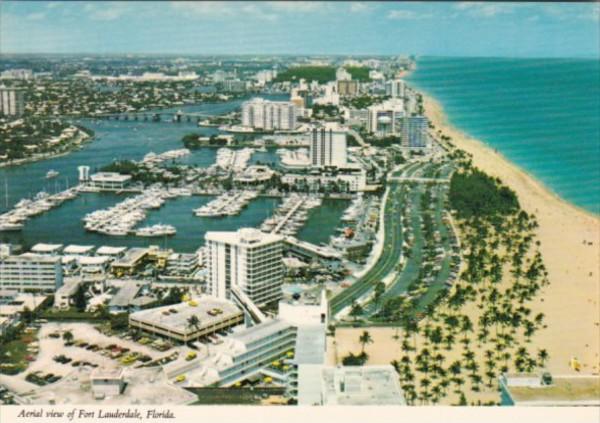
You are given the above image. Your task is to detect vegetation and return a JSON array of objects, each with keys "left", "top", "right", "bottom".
[
  {"left": 384, "top": 146, "right": 549, "bottom": 405},
  {"left": 449, "top": 169, "right": 519, "bottom": 218},
  {"left": 342, "top": 352, "right": 369, "bottom": 366},
  {"left": 344, "top": 66, "right": 371, "bottom": 82},
  {"left": 182, "top": 133, "right": 230, "bottom": 149},
  {"left": 274, "top": 66, "right": 336, "bottom": 84}
]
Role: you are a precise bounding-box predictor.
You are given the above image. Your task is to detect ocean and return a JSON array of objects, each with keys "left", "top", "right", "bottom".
[{"left": 407, "top": 57, "right": 600, "bottom": 215}]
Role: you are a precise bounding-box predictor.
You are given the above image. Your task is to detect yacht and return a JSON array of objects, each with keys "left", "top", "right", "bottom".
[
  {"left": 135, "top": 224, "right": 176, "bottom": 237},
  {"left": 46, "top": 170, "right": 59, "bottom": 179}
]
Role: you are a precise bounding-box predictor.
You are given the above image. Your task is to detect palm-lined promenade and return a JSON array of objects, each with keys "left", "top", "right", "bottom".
[
  {"left": 329, "top": 157, "right": 459, "bottom": 322},
  {"left": 328, "top": 181, "right": 405, "bottom": 316}
]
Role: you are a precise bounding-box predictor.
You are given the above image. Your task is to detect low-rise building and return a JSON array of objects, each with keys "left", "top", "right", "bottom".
[
  {"left": 110, "top": 248, "right": 149, "bottom": 276},
  {"left": 90, "top": 367, "right": 125, "bottom": 399},
  {"left": 129, "top": 296, "right": 243, "bottom": 343},
  {"left": 89, "top": 172, "right": 132, "bottom": 190},
  {"left": 108, "top": 281, "right": 156, "bottom": 314},
  {"left": 499, "top": 373, "right": 600, "bottom": 406},
  {"left": 320, "top": 365, "right": 406, "bottom": 405},
  {"left": 0, "top": 254, "right": 63, "bottom": 292}
]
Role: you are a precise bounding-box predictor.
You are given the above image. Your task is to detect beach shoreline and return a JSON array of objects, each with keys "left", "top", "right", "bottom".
[{"left": 424, "top": 92, "right": 600, "bottom": 375}]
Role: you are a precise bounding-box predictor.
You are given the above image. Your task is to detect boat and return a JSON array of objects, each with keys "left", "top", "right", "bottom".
[
  {"left": 135, "top": 224, "right": 176, "bottom": 237},
  {"left": 46, "top": 170, "right": 59, "bottom": 179}
]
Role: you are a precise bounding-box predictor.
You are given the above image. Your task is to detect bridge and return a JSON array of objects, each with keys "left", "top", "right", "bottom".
[{"left": 93, "top": 110, "right": 219, "bottom": 123}]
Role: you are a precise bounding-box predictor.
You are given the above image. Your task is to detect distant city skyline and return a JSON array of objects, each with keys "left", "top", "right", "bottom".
[{"left": 1, "top": 1, "right": 599, "bottom": 58}]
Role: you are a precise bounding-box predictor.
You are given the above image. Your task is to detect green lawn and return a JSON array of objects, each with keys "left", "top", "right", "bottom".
[{"left": 0, "top": 331, "right": 37, "bottom": 375}]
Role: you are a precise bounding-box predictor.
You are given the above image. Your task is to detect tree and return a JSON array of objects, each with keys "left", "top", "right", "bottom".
[
  {"left": 358, "top": 330, "right": 373, "bottom": 354},
  {"left": 62, "top": 330, "right": 74, "bottom": 344},
  {"left": 373, "top": 281, "right": 386, "bottom": 304},
  {"left": 537, "top": 349, "right": 549, "bottom": 367},
  {"left": 20, "top": 307, "right": 35, "bottom": 324},
  {"left": 73, "top": 283, "right": 87, "bottom": 312},
  {"left": 349, "top": 301, "right": 363, "bottom": 322},
  {"left": 187, "top": 315, "right": 200, "bottom": 331}
]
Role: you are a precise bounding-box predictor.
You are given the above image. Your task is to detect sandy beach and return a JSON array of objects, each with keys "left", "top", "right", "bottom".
[
  {"left": 328, "top": 94, "right": 599, "bottom": 404},
  {"left": 423, "top": 94, "right": 600, "bottom": 376}
]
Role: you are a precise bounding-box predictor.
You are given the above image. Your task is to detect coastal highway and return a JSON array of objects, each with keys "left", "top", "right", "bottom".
[{"left": 329, "top": 182, "right": 405, "bottom": 317}]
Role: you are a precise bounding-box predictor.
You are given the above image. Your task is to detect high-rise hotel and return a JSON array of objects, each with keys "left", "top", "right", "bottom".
[
  {"left": 0, "top": 86, "right": 26, "bottom": 117},
  {"left": 241, "top": 97, "right": 297, "bottom": 131},
  {"left": 310, "top": 127, "right": 347, "bottom": 168},
  {"left": 205, "top": 228, "right": 284, "bottom": 306}
]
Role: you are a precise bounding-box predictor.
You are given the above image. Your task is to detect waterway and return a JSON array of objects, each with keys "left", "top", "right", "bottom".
[{"left": 0, "top": 95, "right": 347, "bottom": 252}]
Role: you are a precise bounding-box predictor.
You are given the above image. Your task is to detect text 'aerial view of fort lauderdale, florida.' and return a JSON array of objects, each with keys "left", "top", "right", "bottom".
[{"left": 0, "top": 2, "right": 598, "bottom": 421}]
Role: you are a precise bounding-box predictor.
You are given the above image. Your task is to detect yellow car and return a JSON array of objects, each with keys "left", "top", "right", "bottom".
[
  {"left": 186, "top": 352, "right": 197, "bottom": 361},
  {"left": 175, "top": 375, "right": 186, "bottom": 383}
]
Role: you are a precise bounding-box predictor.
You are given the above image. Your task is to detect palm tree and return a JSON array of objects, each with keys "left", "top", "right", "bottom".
[
  {"left": 537, "top": 348, "right": 549, "bottom": 368},
  {"left": 358, "top": 330, "right": 373, "bottom": 354},
  {"left": 62, "top": 330, "right": 74, "bottom": 344},
  {"left": 187, "top": 315, "right": 200, "bottom": 331}
]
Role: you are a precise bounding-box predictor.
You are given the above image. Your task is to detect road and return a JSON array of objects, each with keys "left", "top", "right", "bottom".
[{"left": 329, "top": 182, "right": 405, "bottom": 316}]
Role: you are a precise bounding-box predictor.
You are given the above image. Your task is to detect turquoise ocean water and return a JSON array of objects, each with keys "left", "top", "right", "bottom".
[{"left": 407, "top": 57, "right": 600, "bottom": 215}]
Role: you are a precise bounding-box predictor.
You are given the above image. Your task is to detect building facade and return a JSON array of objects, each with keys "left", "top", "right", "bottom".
[
  {"left": 241, "top": 98, "right": 297, "bottom": 131},
  {"left": 0, "top": 255, "right": 63, "bottom": 292},
  {"left": 385, "top": 79, "right": 406, "bottom": 99},
  {"left": 401, "top": 115, "right": 429, "bottom": 148},
  {"left": 367, "top": 99, "right": 405, "bottom": 137},
  {"left": 205, "top": 228, "right": 284, "bottom": 306},
  {"left": 0, "top": 86, "right": 26, "bottom": 117},
  {"left": 337, "top": 80, "right": 359, "bottom": 97},
  {"left": 310, "top": 128, "right": 347, "bottom": 168}
]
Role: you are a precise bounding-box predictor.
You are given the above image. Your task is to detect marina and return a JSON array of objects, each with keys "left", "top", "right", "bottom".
[
  {"left": 215, "top": 147, "right": 255, "bottom": 173},
  {"left": 0, "top": 187, "right": 79, "bottom": 232},
  {"left": 194, "top": 191, "right": 258, "bottom": 217},
  {"left": 260, "top": 194, "right": 322, "bottom": 237}
]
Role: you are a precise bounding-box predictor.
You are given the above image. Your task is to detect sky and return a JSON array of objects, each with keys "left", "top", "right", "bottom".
[{"left": 1, "top": 1, "right": 599, "bottom": 57}]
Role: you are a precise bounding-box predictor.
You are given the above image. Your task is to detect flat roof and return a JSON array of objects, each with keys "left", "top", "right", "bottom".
[
  {"left": 55, "top": 278, "right": 83, "bottom": 297},
  {"left": 130, "top": 296, "right": 242, "bottom": 334},
  {"left": 109, "top": 282, "right": 148, "bottom": 307},
  {"left": 506, "top": 376, "right": 600, "bottom": 404},
  {"left": 231, "top": 318, "right": 293, "bottom": 346},
  {"left": 63, "top": 245, "right": 94, "bottom": 254},
  {"left": 295, "top": 325, "right": 326, "bottom": 365},
  {"left": 206, "top": 228, "right": 282, "bottom": 248},
  {"left": 3, "top": 253, "right": 61, "bottom": 264},
  {"left": 111, "top": 248, "right": 148, "bottom": 267},
  {"left": 322, "top": 365, "right": 406, "bottom": 406},
  {"left": 96, "top": 246, "right": 127, "bottom": 255},
  {"left": 90, "top": 172, "right": 132, "bottom": 182},
  {"left": 31, "top": 243, "right": 63, "bottom": 253},
  {"left": 79, "top": 256, "right": 110, "bottom": 265}
]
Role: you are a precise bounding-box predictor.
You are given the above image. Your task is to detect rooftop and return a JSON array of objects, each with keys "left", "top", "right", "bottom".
[
  {"left": 63, "top": 245, "right": 95, "bottom": 255},
  {"left": 230, "top": 318, "right": 293, "bottom": 347},
  {"left": 129, "top": 296, "right": 242, "bottom": 334},
  {"left": 96, "top": 246, "right": 127, "bottom": 256},
  {"left": 504, "top": 375, "right": 600, "bottom": 405},
  {"left": 206, "top": 228, "right": 282, "bottom": 248},
  {"left": 109, "top": 282, "right": 150, "bottom": 308},
  {"left": 321, "top": 365, "right": 406, "bottom": 406},
  {"left": 90, "top": 172, "right": 132, "bottom": 182},
  {"left": 30, "top": 243, "right": 63, "bottom": 253}
]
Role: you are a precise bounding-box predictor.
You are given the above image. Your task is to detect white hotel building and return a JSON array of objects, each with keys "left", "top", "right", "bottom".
[
  {"left": 205, "top": 228, "right": 284, "bottom": 306},
  {"left": 310, "top": 127, "right": 347, "bottom": 169},
  {"left": 241, "top": 98, "right": 297, "bottom": 131},
  {"left": 0, "top": 254, "right": 63, "bottom": 292}
]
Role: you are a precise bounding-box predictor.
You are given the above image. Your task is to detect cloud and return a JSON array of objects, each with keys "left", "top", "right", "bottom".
[
  {"left": 349, "top": 3, "right": 373, "bottom": 14},
  {"left": 84, "top": 3, "right": 130, "bottom": 21},
  {"left": 266, "top": 2, "right": 323, "bottom": 13},
  {"left": 171, "top": 2, "right": 276, "bottom": 21},
  {"left": 387, "top": 9, "right": 432, "bottom": 20},
  {"left": 454, "top": 3, "right": 515, "bottom": 18}
]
